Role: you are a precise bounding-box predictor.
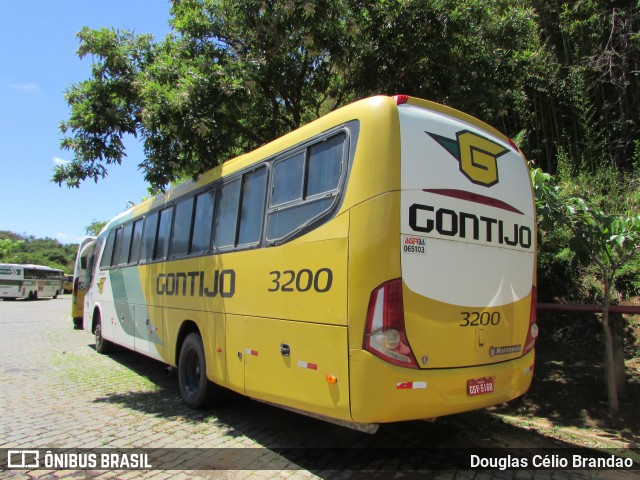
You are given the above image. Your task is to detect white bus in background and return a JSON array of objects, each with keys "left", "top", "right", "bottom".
[
  {"left": 72, "top": 237, "right": 96, "bottom": 327},
  {"left": 0, "top": 264, "right": 64, "bottom": 300}
]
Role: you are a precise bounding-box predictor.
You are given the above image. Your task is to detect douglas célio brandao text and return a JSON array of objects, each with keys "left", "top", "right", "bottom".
[{"left": 470, "top": 453, "right": 635, "bottom": 470}]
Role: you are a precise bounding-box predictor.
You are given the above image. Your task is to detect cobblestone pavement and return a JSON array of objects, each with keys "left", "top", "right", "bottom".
[{"left": 0, "top": 297, "right": 636, "bottom": 480}]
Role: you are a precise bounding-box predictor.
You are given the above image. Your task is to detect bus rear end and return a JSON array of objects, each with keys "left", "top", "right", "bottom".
[
  {"left": 72, "top": 237, "right": 96, "bottom": 327},
  {"left": 350, "top": 96, "right": 536, "bottom": 424}
]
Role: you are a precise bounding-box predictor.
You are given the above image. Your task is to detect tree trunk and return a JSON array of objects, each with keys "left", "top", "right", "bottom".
[
  {"left": 611, "top": 312, "right": 627, "bottom": 398},
  {"left": 602, "top": 279, "right": 619, "bottom": 417}
]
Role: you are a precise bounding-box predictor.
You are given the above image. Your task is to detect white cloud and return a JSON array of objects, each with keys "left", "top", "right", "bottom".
[
  {"left": 53, "top": 157, "right": 70, "bottom": 166},
  {"left": 55, "top": 232, "right": 83, "bottom": 245},
  {"left": 9, "top": 83, "right": 41, "bottom": 93}
]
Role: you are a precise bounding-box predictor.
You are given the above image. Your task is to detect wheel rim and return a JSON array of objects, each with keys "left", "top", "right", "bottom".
[{"left": 184, "top": 349, "right": 201, "bottom": 395}]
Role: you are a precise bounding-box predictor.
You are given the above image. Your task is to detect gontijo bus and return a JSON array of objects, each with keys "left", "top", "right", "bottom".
[
  {"left": 0, "top": 263, "right": 64, "bottom": 300},
  {"left": 84, "top": 95, "right": 537, "bottom": 432}
]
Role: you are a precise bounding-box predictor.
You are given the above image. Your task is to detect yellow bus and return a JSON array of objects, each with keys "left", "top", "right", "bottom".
[
  {"left": 84, "top": 95, "right": 537, "bottom": 432},
  {"left": 71, "top": 236, "right": 96, "bottom": 327}
]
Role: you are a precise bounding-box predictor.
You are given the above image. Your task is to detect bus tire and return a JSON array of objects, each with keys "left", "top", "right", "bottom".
[
  {"left": 178, "top": 333, "right": 217, "bottom": 409},
  {"left": 94, "top": 315, "right": 113, "bottom": 354}
]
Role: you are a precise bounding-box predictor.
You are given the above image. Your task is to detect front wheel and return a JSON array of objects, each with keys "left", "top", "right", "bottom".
[{"left": 178, "top": 333, "right": 219, "bottom": 409}]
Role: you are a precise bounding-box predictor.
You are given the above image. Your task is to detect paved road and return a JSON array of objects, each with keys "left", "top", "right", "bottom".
[{"left": 0, "top": 297, "right": 636, "bottom": 479}]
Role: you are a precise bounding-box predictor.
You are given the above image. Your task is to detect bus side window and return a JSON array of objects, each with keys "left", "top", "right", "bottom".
[
  {"left": 238, "top": 167, "right": 267, "bottom": 246},
  {"left": 271, "top": 152, "right": 304, "bottom": 206},
  {"left": 141, "top": 212, "right": 159, "bottom": 263},
  {"left": 266, "top": 133, "right": 346, "bottom": 242},
  {"left": 118, "top": 223, "right": 134, "bottom": 266},
  {"left": 306, "top": 133, "right": 344, "bottom": 197},
  {"left": 191, "top": 189, "right": 215, "bottom": 254},
  {"left": 129, "top": 218, "right": 144, "bottom": 264},
  {"left": 111, "top": 227, "right": 123, "bottom": 268},
  {"left": 170, "top": 197, "right": 194, "bottom": 258},
  {"left": 154, "top": 206, "right": 174, "bottom": 260},
  {"left": 214, "top": 179, "right": 241, "bottom": 249},
  {"left": 100, "top": 230, "right": 116, "bottom": 270}
]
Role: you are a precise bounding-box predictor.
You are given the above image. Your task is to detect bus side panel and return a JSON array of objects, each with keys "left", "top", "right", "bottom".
[
  {"left": 347, "top": 192, "right": 402, "bottom": 351},
  {"left": 243, "top": 316, "right": 350, "bottom": 421},
  {"left": 134, "top": 303, "right": 164, "bottom": 362},
  {"left": 224, "top": 313, "right": 245, "bottom": 394}
]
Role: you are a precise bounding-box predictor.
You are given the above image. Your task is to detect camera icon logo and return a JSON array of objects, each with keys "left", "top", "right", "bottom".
[{"left": 7, "top": 450, "right": 40, "bottom": 469}]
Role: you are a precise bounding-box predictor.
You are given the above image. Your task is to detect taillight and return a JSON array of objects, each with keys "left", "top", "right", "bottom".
[
  {"left": 363, "top": 279, "right": 418, "bottom": 368},
  {"left": 73, "top": 277, "right": 79, "bottom": 294},
  {"left": 393, "top": 94, "right": 409, "bottom": 105},
  {"left": 523, "top": 286, "right": 538, "bottom": 355}
]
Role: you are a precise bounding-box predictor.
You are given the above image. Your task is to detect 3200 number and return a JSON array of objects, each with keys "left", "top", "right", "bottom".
[
  {"left": 268, "top": 268, "right": 333, "bottom": 293},
  {"left": 460, "top": 311, "right": 501, "bottom": 327}
]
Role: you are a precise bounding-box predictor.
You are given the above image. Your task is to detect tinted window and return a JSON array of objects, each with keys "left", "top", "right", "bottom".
[
  {"left": 215, "top": 179, "right": 241, "bottom": 248},
  {"left": 129, "top": 218, "right": 144, "bottom": 264},
  {"left": 266, "top": 132, "right": 346, "bottom": 241},
  {"left": 272, "top": 152, "right": 304, "bottom": 206},
  {"left": 100, "top": 231, "right": 116, "bottom": 269},
  {"left": 267, "top": 198, "right": 333, "bottom": 239},
  {"left": 141, "top": 212, "right": 159, "bottom": 262},
  {"left": 307, "top": 134, "right": 344, "bottom": 196},
  {"left": 238, "top": 167, "right": 267, "bottom": 245},
  {"left": 155, "top": 207, "right": 173, "bottom": 260},
  {"left": 110, "top": 228, "right": 122, "bottom": 267},
  {"left": 170, "top": 197, "right": 194, "bottom": 257},
  {"left": 191, "top": 190, "right": 215, "bottom": 253},
  {"left": 118, "top": 223, "right": 133, "bottom": 265}
]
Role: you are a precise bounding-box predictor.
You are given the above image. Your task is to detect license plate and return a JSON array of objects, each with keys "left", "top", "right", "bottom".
[{"left": 467, "top": 377, "right": 494, "bottom": 396}]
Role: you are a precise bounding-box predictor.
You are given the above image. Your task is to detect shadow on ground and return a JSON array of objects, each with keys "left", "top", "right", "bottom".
[
  {"left": 492, "top": 313, "right": 640, "bottom": 448},
  {"left": 83, "top": 330, "right": 640, "bottom": 476}
]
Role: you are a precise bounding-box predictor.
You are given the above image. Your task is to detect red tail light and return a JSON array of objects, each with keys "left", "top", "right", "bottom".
[
  {"left": 73, "top": 277, "right": 80, "bottom": 294},
  {"left": 523, "top": 286, "right": 538, "bottom": 355},
  {"left": 393, "top": 94, "right": 410, "bottom": 105},
  {"left": 363, "top": 279, "right": 418, "bottom": 368}
]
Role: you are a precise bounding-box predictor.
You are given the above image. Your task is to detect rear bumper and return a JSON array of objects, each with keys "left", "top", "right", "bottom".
[{"left": 349, "top": 349, "right": 534, "bottom": 423}]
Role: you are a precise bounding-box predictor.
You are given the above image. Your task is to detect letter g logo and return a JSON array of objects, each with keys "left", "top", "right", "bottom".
[{"left": 427, "top": 130, "right": 508, "bottom": 187}]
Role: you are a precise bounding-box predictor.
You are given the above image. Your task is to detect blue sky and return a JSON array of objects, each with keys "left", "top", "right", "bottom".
[{"left": 0, "top": 1, "right": 173, "bottom": 244}]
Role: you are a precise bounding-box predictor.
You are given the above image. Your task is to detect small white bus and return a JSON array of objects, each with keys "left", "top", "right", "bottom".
[{"left": 0, "top": 264, "right": 64, "bottom": 300}]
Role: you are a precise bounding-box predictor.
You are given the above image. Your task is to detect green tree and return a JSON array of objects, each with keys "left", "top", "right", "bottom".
[
  {"left": 532, "top": 168, "right": 640, "bottom": 417},
  {"left": 56, "top": 0, "right": 550, "bottom": 190},
  {"left": 56, "top": 0, "right": 354, "bottom": 190},
  {"left": 85, "top": 219, "right": 108, "bottom": 237},
  {"left": 0, "top": 238, "right": 25, "bottom": 261}
]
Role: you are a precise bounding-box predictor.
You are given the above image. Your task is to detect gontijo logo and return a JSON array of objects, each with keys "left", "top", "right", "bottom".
[{"left": 427, "top": 130, "right": 509, "bottom": 187}]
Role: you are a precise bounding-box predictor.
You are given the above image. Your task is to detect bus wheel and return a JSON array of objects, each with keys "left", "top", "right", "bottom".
[
  {"left": 178, "top": 333, "right": 217, "bottom": 409},
  {"left": 94, "top": 316, "right": 113, "bottom": 354}
]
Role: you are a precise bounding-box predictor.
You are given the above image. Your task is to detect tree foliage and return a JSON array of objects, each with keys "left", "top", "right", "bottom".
[
  {"left": 0, "top": 231, "right": 77, "bottom": 272},
  {"left": 532, "top": 168, "right": 640, "bottom": 416},
  {"left": 56, "top": 0, "right": 640, "bottom": 191}
]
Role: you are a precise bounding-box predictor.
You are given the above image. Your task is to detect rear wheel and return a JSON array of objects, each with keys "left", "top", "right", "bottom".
[{"left": 178, "top": 333, "right": 219, "bottom": 409}]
